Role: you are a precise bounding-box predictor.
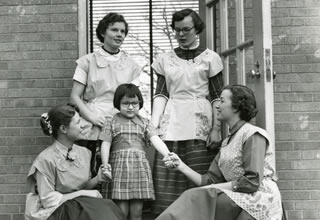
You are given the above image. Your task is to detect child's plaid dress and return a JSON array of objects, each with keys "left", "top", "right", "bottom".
[{"left": 99, "top": 113, "right": 157, "bottom": 200}]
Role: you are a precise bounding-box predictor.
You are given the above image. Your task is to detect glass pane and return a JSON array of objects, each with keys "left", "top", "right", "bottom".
[
  {"left": 244, "top": 0, "right": 253, "bottom": 42},
  {"left": 228, "top": 0, "right": 237, "bottom": 48},
  {"left": 245, "top": 45, "right": 256, "bottom": 125}
]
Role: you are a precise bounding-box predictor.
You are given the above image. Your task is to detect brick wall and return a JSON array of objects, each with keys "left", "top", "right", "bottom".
[
  {"left": 0, "top": 0, "right": 78, "bottom": 219},
  {"left": 272, "top": 0, "right": 320, "bottom": 219}
]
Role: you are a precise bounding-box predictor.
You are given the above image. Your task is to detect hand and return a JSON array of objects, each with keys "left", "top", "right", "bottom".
[
  {"left": 99, "top": 164, "right": 112, "bottom": 181},
  {"left": 206, "top": 128, "right": 222, "bottom": 151},
  {"left": 81, "top": 190, "right": 103, "bottom": 198},
  {"left": 90, "top": 114, "right": 106, "bottom": 127},
  {"left": 163, "top": 152, "right": 181, "bottom": 169}
]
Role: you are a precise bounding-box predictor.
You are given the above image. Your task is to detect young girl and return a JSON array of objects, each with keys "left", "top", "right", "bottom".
[
  {"left": 99, "top": 84, "right": 171, "bottom": 220},
  {"left": 25, "top": 103, "right": 124, "bottom": 220}
]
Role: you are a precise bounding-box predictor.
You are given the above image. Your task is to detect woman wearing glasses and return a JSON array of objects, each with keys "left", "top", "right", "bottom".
[
  {"left": 70, "top": 13, "right": 141, "bottom": 175},
  {"left": 151, "top": 8, "right": 224, "bottom": 214}
]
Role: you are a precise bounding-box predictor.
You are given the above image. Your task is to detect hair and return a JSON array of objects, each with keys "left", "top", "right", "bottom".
[
  {"left": 96, "top": 12, "right": 129, "bottom": 43},
  {"left": 223, "top": 85, "right": 258, "bottom": 122},
  {"left": 170, "top": 8, "right": 205, "bottom": 34},
  {"left": 113, "top": 84, "right": 144, "bottom": 110},
  {"left": 40, "top": 103, "right": 79, "bottom": 139}
]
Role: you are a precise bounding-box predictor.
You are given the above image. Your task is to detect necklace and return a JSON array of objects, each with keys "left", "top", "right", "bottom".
[{"left": 102, "top": 46, "right": 120, "bottom": 55}]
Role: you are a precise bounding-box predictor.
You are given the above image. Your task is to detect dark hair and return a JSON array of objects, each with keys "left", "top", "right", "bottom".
[
  {"left": 171, "top": 8, "right": 205, "bottom": 34},
  {"left": 113, "top": 84, "right": 143, "bottom": 110},
  {"left": 96, "top": 12, "right": 129, "bottom": 43},
  {"left": 223, "top": 85, "right": 258, "bottom": 122},
  {"left": 40, "top": 103, "right": 79, "bottom": 139}
]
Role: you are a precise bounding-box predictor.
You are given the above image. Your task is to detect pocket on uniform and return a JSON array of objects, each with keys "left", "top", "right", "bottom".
[{"left": 195, "top": 112, "right": 211, "bottom": 138}]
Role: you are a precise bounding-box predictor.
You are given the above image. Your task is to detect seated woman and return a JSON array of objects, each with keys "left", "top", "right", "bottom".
[
  {"left": 158, "top": 85, "right": 283, "bottom": 220},
  {"left": 25, "top": 103, "right": 124, "bottom": 220}
]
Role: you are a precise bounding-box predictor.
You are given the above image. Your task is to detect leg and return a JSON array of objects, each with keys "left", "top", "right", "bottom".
[
  {"left": 129, "top": 199, "right": 144, "bottom": 220},
  {"left": 215, "top": 191, "right": 242, "bottom": 220},
  {"left": 115, "top": 200, "right": 129, "bottom": 220}
]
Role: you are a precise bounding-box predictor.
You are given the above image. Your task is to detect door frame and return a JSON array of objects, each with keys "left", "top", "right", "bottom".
[{"left": 203, "top": 0, "right": 275, "bottom": 152}]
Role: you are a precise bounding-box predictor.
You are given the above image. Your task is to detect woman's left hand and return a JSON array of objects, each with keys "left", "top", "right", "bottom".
[
  {"left": 207, "top": 128, "right": 222, "bottom": 150},
  {"left": 98, "top": 164, "right": 112, "bottom": 182}
]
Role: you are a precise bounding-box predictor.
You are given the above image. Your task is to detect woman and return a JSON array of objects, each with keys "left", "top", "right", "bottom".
[
  {"left": 70, "top": 13, "right": 141, "bottom": 173},
  {"left": 158, "top": 85, "right": 283, "bottom": 220},
  {"left": 151, "top": 8, "right": 224, "bottom": 213},
  {"left": 25, "top": 104, "right": 124, "bottom": 220}
]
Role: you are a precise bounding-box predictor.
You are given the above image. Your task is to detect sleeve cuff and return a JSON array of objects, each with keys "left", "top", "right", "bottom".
[
  {"left": 231, "top": 180, "right": 239, "bottom": 192},
  {"left": 73, "top": 66, "right": 87, "bottom": 85},
  {"left": 153, "top": 94, "right": 169, "bottom": 100}
]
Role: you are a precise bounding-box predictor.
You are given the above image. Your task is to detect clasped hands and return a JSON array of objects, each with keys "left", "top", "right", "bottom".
[
  {"left": 97, "top": 164, "right": 112, "bottom": 183},
  {"left": 163, "top": 152, "right": 181, "bottom": 169}
]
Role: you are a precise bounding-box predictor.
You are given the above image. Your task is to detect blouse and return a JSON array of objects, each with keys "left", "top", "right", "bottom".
[{"left": 27, "top": 141, "right": 92, "bottom": 208}]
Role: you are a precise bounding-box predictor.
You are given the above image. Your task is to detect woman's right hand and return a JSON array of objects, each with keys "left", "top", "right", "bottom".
[{"left": 81, "top": 190, "right": 103, "bottom": 198}]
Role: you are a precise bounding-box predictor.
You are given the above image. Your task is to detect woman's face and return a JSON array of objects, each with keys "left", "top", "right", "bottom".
[
  {"left": 119, "top": 95, "right": 140, "bottom": 119},
  {"left": 65, "top": 112, "right": 83, "bottom": 141},
  {"left": 102, "top": 22, "right": 126, "bottom": 51},
  {"left": 174, "top": 15, "right": 198, "bottom": 48},
  {"left": 216, "top": 89, "right": 236, "bottom": 122}
]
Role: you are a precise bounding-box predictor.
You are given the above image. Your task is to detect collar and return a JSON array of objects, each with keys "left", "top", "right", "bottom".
[
  {"left": 114, "top": 113, "right": 145, "bottom": 127},
  {"left": 228, "top": 120, "right": 246, "bottom": 137},
  {"left": 98, "top": 47, "right": 121, "bottom": 58},
  {"left": 54, "top": 140, "right": 73, "bottom": 157}
]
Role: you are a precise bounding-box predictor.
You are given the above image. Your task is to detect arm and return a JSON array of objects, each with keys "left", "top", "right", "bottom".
[
  {"left": 151, "top": 74, "right": 168, "bottom": 128},
  {"left": 207, "top": 73, "right": 224, "bottom": 149},
  {"left": 101, "top": 141, "right": 111, "bottom": 165},
  {"left": 70, "top": 81, "right": 105, "bottom": 127},
  {"left": 208, "top": 133, "right": 267, "bottom": 192},
  {"left": 36, "top": 171, "right": 102, "bottom": 208},
  {"left": 149, "top": 136, "right": 170, "bottom": 157}
]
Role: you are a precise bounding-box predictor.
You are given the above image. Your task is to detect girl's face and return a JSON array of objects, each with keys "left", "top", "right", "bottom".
[
  {"left": 119, "top": 95, "right": 140, "bottom": 119},
  {"left": 65, "top": 112, "right": 83, "bottom": 141},
  {"left": 216, "top": 89, "right": 236, "bottom": 122},
  {"left": 102, "top": 22, "right": 126, "bottom": 51},
  {"left": 174, "top": 15, "right": 198, "bottom": 48}
]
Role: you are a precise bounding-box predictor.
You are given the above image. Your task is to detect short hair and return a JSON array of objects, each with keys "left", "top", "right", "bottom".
[
  {"left": 40, "top": 103, "right": 79, "bottom": 139},
  {"left": 223, "top": 85, "right": 258, "bottom": 122},
  {"left": 113, "top": 84, "right": 144, "bottom": 110},
  {"left": 96, "top": 12, "right": 129, "bottom": 43},
  {"left": 171, "top": 8, "right": 205, "bottom": 34}
]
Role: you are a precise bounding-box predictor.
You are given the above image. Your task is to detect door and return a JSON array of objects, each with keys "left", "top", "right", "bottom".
[{"left": 204, "top": 0, "right": 275, "bottom": 150}]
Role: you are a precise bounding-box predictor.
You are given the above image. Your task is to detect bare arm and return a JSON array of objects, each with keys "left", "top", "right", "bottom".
[
  {"left": 70, "top": 81, "right": 105, "bottom": 127},
  {"left": 150, "top": 135, "right": 170, "bottom": 157},
  {"left": 151, "top": 96, "right": 168, "bottom": 128},
  {"left": 101, "top": 141, "right": 111, "bottom": 165}
]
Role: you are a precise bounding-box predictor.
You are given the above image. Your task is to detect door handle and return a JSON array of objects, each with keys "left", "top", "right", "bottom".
[{"left": 248, "top": 61, "right": 260, "bottom": 78}]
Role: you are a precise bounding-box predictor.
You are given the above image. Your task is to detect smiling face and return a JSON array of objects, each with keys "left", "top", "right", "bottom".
[
  {"left": 216, "top": 89, "right": 237, "bottom": 122},
  {"left": 119, "top": 95, "right": 140, "bottom": 119},
  {"left": 64, "top": 112, "right": 83, "bottom": 141},
  {"left": 174, "top": 15, "right": 198, "bottom": 48},
  {"left": 102, "top": 22, "right": 126, "bottom": 51}
]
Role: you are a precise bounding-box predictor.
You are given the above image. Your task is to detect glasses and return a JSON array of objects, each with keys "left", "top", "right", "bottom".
[
  {"left": 174, "top": 26, "right": 195, "bottom": 35},
  {"left": 120, "top": 101, "right": 140, "bottom": 108}
]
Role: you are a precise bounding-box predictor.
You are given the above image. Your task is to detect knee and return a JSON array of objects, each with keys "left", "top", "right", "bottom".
[{"left": 216, "top": 193, "right": 238, "bottom": 211}]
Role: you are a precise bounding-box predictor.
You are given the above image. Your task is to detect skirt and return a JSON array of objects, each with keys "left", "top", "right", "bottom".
[
  {"left": 103, "top": 149, "right": 155, "bottom": 200},
  {"left": 48, "top": 196, "right": 124, "bottom": 220},
  {"left": 152, "top": 140, "right": 217, "bottom": 214},
  {"left": 156, "top": 187, "right": 255, "bottom": 220}
]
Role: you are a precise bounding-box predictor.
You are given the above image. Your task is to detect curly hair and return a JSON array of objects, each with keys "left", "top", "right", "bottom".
[
  {"left": 96, "top": 12, "right": 129, "bottom": 43},
  {"left": 223, "top": 85, "right": 258, "bottom": 122},
  {"left": 171, "top": 8, "right": 205, "bottom": 34},
  {"left": 40, "top": 103, "right": 79, "bottom": 139}
]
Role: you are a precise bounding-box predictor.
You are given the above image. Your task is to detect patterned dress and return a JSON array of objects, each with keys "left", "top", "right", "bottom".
[
  {"left": 152, "top": 47, "right": 224, "bottom": 213},
  {"left": 156, "top": 121, "right": 283, "bottom": 220},
  {"left": 99, "top": 113, "right": 157, "bottom": 200}
]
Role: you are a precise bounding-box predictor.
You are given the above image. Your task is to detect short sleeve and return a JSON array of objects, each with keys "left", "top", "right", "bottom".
[
  {"left": 99, "top": 117, "right": 113, "bottom": 142},
  {"left": 151, "top": 55, "right": 165, "bottom": 76},
  {"left": 209, "top": 51, "right": 224, "bottom": 78},
  {"left": 73, "top": 55, "right": 90, "bottom": 85}
]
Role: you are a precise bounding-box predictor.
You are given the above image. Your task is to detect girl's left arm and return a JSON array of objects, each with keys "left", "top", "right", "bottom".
[{"left": 150, "top": 135, "right": 170, "bottom": 157}]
